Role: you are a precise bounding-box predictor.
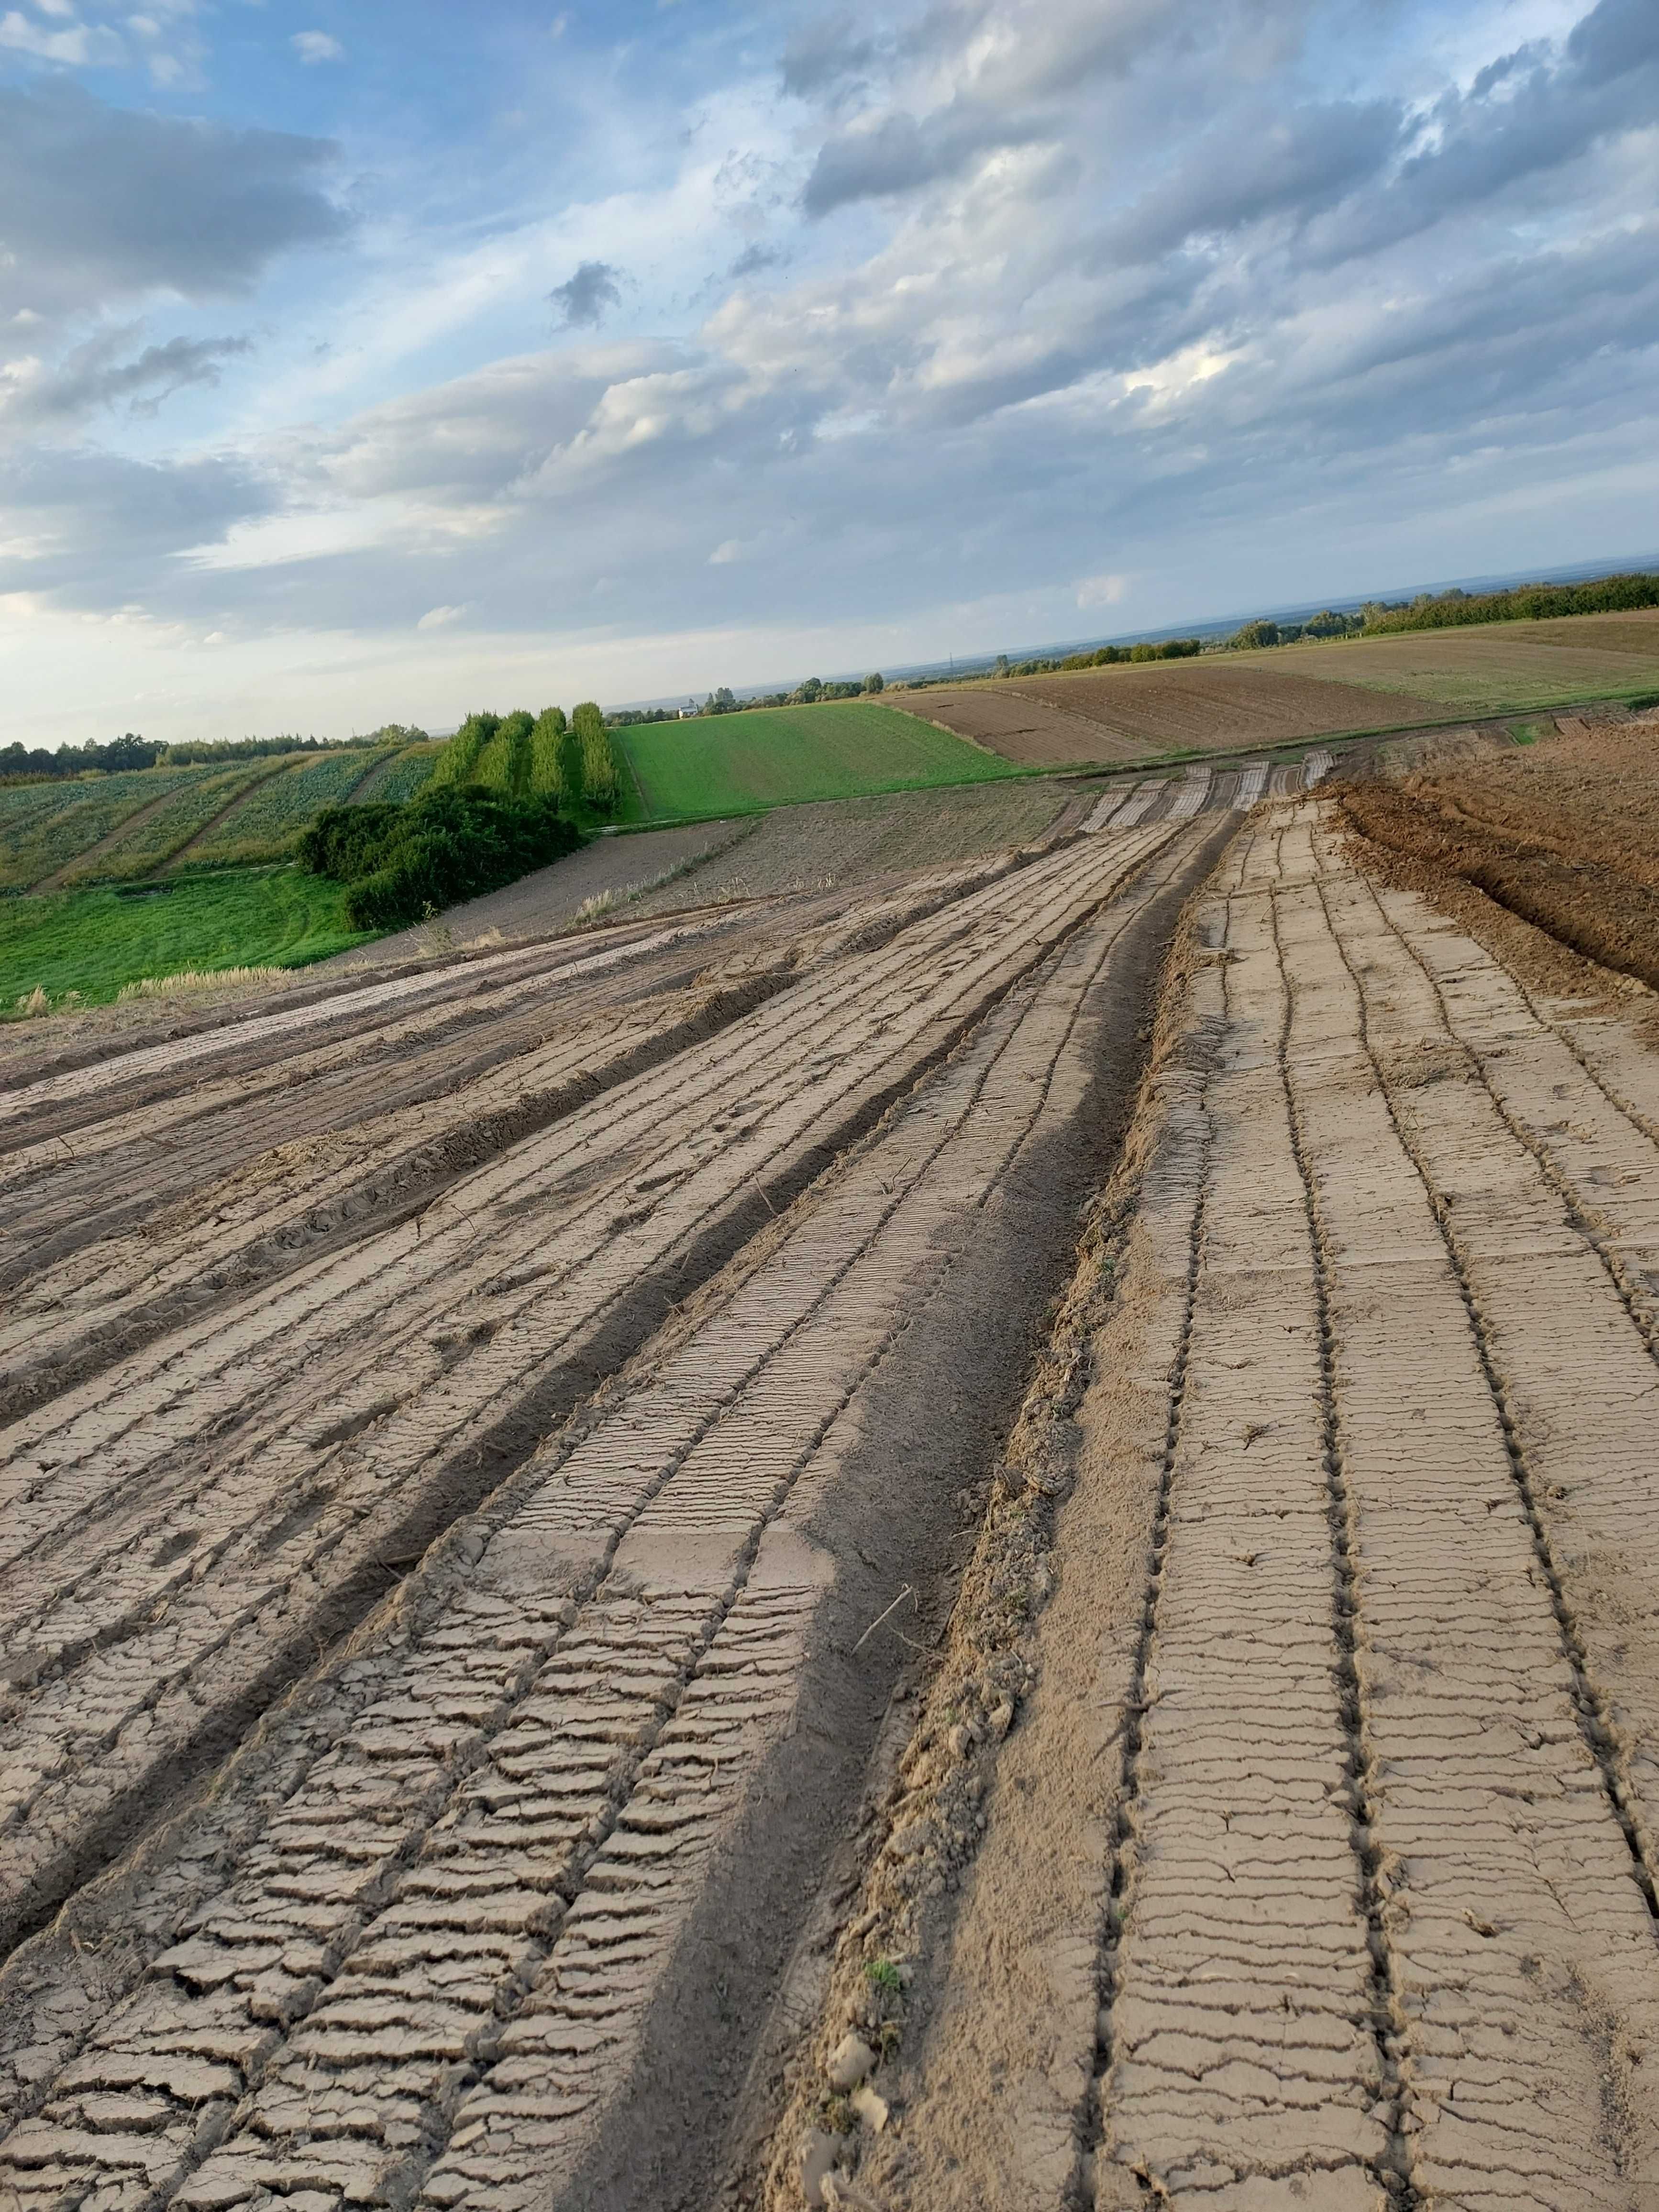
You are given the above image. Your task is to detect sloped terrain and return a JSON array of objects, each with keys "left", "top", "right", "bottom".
[
  {"left": 0, "top": 808, "right": 1232, "bottom": 2212},
  {"left": 766, "top": 794, "right": 1659, "bottom": 2210},
  {"left": 9, "top": 751, "right": 1659, "bottom": 2212}
]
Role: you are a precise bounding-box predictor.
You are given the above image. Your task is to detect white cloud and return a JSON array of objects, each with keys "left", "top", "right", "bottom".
[
  {"left": 291, "top": 30, "right": 343, "bottom": 65},
  {"left": 1075, "top": 573, "right": 1127, "bottom": 609},
  {"left": 0, "top": 11, "right": 123, "bottom": 63},
  {"left": 416, "top": 603, "right": 466, "bottom": 629}
]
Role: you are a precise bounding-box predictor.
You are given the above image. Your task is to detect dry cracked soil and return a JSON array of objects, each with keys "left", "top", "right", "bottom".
[{"left": 4, "top": 755, "right": 1659, "bottom": 2212}]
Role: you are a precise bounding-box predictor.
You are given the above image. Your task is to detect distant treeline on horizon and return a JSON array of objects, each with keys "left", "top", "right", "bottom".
[{"left": 12, "top": 568, "right": 1658, "bottom": 784}]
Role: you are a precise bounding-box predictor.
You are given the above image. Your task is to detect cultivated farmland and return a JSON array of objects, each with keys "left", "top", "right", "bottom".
[
  {"left": 615, "top": 699, "right": 1025, "bottom": 818},
  {"left": 3, "top": 712, "right": 1659, "bottom": 2210},
  {"left": 909, "top": 607, "right": 1659, "bottom": 765},
  {"left": 179, "top": 748, "right": 396, "bottom": 868}
]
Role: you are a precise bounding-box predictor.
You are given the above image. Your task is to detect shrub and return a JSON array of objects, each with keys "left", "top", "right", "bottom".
[
  {"left": 1229, "top": 619, "right": 1281, "bottom": 650},
  {"left": 298, "top": 784, "right": 580, "bottom": 930}
]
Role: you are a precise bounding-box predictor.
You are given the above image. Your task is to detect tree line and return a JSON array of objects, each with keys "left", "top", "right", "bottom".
[
  {"left": 0, "top": 729, "right": 400, "bottom": 788},
  {"left": 432, "top": 703, "right": 622, "bottom": 815},
  {"left": 1359, "top": 570, "right": 1659, "bottom": 634}
]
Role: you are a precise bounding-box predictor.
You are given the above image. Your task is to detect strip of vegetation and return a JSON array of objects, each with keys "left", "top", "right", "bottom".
[
  {"left": 428, "top": 703, "right": 623, "bottom": 820},
  {"left": 1361, "top": 570, "right": 1659, "bottom": 635},
  {"left": 297, "top": 784, "right": 581, "bottom": 929}
]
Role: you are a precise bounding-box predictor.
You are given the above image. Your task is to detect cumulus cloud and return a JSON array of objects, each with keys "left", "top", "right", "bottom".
[
  {"left": 1076, "top": 574, "right": 1127, "bottom": 609},
  {"left": 549, "top": 260, "right": 624, "bottom": 329},
  {"left": 7, "top": 0, "right": 1659, "bottom": 710},
  {"left": 0, "top": 10, "right": 123, "bottom": 65},
  {"left": 291, "top": 30, "right": 344, "bottom": 65}
]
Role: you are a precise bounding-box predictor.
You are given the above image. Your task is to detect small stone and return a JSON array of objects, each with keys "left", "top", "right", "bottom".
[{"left": 827, "top": 2034, "right": 875, "bottom": 2092}]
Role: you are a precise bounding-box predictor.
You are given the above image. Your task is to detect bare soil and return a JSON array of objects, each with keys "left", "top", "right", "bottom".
[
  {"left": 763, "top": 796, "right": 1659, "bottom": 2210},
  {"left": 1337, "top": 710, "right": 1659, "bottom": 990},
  {"left": 911, "top": 664, "right": 1449, "bottom": 764},
  {"left": 8, "top": 766, "right": 1659, "bottom": 2212}
]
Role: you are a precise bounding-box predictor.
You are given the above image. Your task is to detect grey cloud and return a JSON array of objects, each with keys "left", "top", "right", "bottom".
[
  {"left": 1099, "top": 98, "right": 1402, "bottom": 265},
  {"left": 7, "top": 331, "right": 253, "bottom": 429},
  {"left": 803, "top": 105, "right": 1038, "bottom": 216},
  {"left": 549, "top": 260, "right": 623, "bottom": 328},
  {"left": 0, "top": 443, "right": 273, "bottom": 599},
  {"left": 728, "top": 243, "right": 785, "bottom": 278},
  {"left": 0, "top": 80, "right": 348, "bottom": 325},
  {"left": 781, "top": 12, "right": 878, "bottom": 97},
  {"left": 1304, "top": 0, "right": 1659, "bottom": 266}
]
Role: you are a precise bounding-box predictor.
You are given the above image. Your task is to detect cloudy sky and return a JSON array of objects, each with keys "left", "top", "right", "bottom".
[{"left": 1, "top": 0, "right": 1656, "bottom": 743}]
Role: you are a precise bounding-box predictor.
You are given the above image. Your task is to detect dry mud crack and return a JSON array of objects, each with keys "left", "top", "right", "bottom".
[{"left": 9, "top": 796, "right": 1659, "bottom": 2212}]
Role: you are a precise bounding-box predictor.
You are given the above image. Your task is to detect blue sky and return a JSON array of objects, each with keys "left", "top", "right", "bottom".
[{"left": 1, "top": 0, "right": 1656, "bottom": 742}]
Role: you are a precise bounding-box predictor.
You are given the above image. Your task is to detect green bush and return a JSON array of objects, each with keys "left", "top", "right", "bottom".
[{"left": 297, "top": 785, "right": 580, "bottom": 930}]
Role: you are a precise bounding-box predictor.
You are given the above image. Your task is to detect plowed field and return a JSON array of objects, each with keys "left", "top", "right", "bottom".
[
  {"left": 6, "top": 759, "right": 1659, "bottom": 2212},
  {"left": 911, "top": 667, "right": 1448, "bottom": 765}
]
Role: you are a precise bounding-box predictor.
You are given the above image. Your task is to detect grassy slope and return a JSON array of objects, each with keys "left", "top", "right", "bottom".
[
  {"left": 615, "top": 701, "right": 1024, "bottom": 821},
  {"left": 0, "top": 867, "right": 372, "bottom": 1008}
]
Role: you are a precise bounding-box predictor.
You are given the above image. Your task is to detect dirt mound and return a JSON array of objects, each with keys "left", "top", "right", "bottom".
[{"left": 1338, "top": 713, "right": 1659, "bottom": 990}]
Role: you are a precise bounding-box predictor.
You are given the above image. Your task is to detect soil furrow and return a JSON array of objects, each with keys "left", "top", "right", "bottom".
[
  {"left": 1265, "top": 801, "right": 1659, "bottom": 2201},
  {"left": 1304, "top": 834, "right": 1659, "bottom": 1893},
  {"left": 0, "top": 840, "right": 1126, "bottom": 1591},
  {"left": 0, "top": 830, "right": 1205, "bottom": 2212},
  {"left": 0, "top": 831, "right": 1180, "bottom": 1958}
]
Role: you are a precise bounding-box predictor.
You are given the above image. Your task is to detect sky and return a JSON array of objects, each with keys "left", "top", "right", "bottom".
[{"left": 1, "top": 0, "right": 1656, "bottom": 744}]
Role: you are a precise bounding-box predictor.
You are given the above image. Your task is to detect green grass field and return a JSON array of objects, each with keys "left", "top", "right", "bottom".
[
  {"left": 615, "top": 701, "right": 1025, "bottom": 821},
  {"left": 0, "top": 866, "right": 373, "bottom": 1010}
]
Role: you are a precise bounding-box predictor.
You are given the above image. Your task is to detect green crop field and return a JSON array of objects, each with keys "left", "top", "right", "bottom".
[
  {"left": 352, "top": 741, "right": 444, "bottom": 803},
  {"left": 55, "top": 763, "right": 275, "bottom": 885},
  {"left": 0, "top": 865, "right": 373, "bottom": 1009},
  {"left": 615, "top": 701, "right": 1024, "bottom": 821},
  {"left": 183, "top": 747, "right": 395, "bottom": 866},
  {"left": 0, "top": 766, "right": 211, "bottom": 892}
]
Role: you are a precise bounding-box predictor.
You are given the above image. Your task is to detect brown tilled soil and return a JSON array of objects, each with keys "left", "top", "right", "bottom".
[
  {"left": 1338, "top": 712, "right": 1659, "bottom": 991},
  {"left": 910, "top": 663, "right": 1448, "bottom": 764},
  {"left": 0, "top": 807, "right": 1242, "bottom": 2212},
  {"left": 9, "top": 774, "right": 1659, "bottom": 2212},
  {"left": 763, "top": 796, "right": 1659, "bottom": 2210}
]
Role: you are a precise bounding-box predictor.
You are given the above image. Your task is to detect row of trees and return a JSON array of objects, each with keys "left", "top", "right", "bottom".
[
  {"left": 434, "top": 704, "right": 622, "bottom": 815},
  {"left": 1360, "top": 571, "right": 1659, "bottom": 634},
  {"left": 689, "top": 672, "right": 888, "bottom": 712},
  {"left": 0, "top": 729, "right": 402, "bottom": 788},
  {"left": 1228, "top": 611, "right": 1364, "bottom": 649}
]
